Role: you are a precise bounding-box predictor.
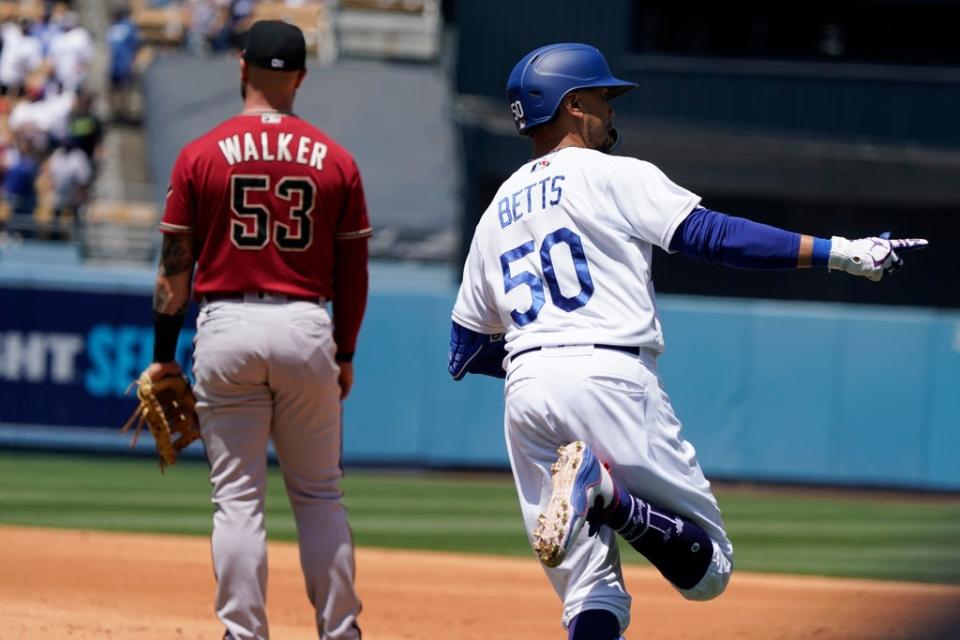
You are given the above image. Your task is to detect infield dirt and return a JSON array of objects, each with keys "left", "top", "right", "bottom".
[{"left": 2, "top": 526, "right": 959, "bottom": 639}]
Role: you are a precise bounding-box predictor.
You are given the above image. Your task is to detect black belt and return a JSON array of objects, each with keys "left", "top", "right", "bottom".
[
  {"left": 203, "top": 292, "right": 322, "bottom": 304},
  {"left": 512, "top": 344, "right": 642, "bottom": 361}
]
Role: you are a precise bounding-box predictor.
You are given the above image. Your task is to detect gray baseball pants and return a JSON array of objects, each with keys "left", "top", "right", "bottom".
[{"left": 193, "top": 296, "right": 361, "bottom": 640}]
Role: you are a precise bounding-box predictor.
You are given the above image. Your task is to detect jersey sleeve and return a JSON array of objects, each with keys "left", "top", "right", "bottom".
[
  {"left": 159, "top": 149, "right": 196, "bottom": 234},
  {"left": 605, "top": 158, "right": 701, "bottom": 251},
  {"left": 332, "top": 237, "right": 369, "bottom": 357},
  {"left": 335, "top": 160, "right": 373, "bottom": 240},
  {"left": 452, "top": 233, "right": 504, "bottom": 334}
]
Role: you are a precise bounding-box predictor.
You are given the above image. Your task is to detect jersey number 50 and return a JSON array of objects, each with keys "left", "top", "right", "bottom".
[
  {"left": 231, "top": 175, "right": 316, "bottom": 251},
  {"left": 500, "top": 227, "right": 594, "bottom": 326}
]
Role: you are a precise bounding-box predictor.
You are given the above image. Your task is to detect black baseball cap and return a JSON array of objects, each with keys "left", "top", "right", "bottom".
[{"left": 242, "top": 20, "right": 307, "bottom": 72}]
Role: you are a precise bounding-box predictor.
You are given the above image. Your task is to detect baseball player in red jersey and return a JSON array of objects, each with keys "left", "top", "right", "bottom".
[{"left": 147, "top": 21, "right": 370, "bottom": 640}]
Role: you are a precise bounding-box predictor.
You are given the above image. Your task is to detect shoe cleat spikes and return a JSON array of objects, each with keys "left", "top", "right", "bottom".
[{"left": 531, "top": 441, "right": 606, "bottom": 568}]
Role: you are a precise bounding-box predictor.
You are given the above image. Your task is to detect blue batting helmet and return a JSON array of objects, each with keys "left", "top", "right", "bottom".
[{"left": 506, "top": 43, "right": 637, "bottom": 135}]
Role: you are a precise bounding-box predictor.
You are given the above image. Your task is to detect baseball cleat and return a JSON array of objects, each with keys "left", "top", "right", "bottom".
[{"left": 533, "top": 441, "right": 614, "bottom": 567}]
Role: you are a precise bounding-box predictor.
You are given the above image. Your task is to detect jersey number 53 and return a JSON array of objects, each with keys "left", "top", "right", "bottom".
[
  {"left": 231, "top": 174, "right": 316, "bottom": 251},
  {"left": 500, "top": 227, "right": 594, "bottom": 326}
]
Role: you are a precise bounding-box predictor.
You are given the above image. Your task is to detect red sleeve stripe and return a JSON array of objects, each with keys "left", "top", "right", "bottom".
[{"left": 335, "top": 227, "right": 373, "bottom": 240}]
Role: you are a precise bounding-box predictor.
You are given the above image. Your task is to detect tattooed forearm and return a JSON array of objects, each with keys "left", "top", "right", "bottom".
[
  {"left": 153, "top": 286, "right": 190, "bottom": 314},
  {"left": 160, "top": 234, "right": 194, "bottom": 277},
  {"left": 153, "top": 233, "right": 194, "bottom": 315},
  {"left": 153, "top": 286, "right": 172, "bottom": 312}
]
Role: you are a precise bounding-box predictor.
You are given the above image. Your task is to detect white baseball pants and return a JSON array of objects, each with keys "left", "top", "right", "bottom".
[
  {"left": 504, "top": 345, "right": 734, "bottom": 632},
  {"left": 193, "top": 297, "right": 361, "bottom": 640}
]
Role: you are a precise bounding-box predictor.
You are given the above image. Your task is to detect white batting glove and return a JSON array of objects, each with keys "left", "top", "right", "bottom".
[{"left": 828, "top": 234, "right": 928, "bottom": 282}]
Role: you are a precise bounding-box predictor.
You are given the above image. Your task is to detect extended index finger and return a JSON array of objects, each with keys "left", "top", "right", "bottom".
[{"left": 890, "top": 238, "right": 929, "bottom": 252}]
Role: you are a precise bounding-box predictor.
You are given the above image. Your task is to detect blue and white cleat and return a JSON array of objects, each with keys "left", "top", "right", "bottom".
[{"left": 533, "top": 441, "right": 614, "bottom": 567}]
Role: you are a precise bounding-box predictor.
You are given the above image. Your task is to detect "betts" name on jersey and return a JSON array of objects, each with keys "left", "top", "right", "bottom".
[{"left": 497, "top": 175, "right": 565, "bottom": 229}]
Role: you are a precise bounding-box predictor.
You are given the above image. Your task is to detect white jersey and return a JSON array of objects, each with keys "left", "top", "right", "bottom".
[
  {"left": 48, "top": 27, "right": 94, "bottom": 92},
  {"left": 0, "top": 26, "right": 43, "bottom": 88},
  {"left": 453, "top": 146, "right": 700, "bottom": 356}
]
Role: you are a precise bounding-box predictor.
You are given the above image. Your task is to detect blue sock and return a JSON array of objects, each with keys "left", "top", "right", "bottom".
[
  {"left": 568, "top": 609, "right": 620, "bottom": 640},
  {"left": 596, "top": 485, "right": 713, "bottom": 590}
]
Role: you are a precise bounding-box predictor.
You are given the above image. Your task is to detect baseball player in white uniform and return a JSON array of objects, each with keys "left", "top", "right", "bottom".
[{"left": 449, "top": 43, "right": 927, "bottom": 639}]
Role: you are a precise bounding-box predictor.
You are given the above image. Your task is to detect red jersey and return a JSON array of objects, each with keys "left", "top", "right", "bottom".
[{"left": 161, "top": 112, "right": 372, "bottom": 300}]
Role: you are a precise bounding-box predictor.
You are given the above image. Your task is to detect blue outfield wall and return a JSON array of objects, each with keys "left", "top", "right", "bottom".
[{"left": 1, "top": 252, "right": 958, "bottom": 489}]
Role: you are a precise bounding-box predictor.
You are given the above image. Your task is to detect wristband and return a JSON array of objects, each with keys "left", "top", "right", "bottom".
[
  {"left": 335, "top": 352, "right": 354, "bottom": 363},
  {"left": 812, "top": 237, "right": 832, "bottom": 267},
  {"left": 153, "top": 311, "right": 185, "bottom": 363}
]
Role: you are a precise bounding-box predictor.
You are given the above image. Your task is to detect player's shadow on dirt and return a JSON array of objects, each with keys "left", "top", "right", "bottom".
[{"left": 915, "top": 612, "right": 960, "bottom": 640}]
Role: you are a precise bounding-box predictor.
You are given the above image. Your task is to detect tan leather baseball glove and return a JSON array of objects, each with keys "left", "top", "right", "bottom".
[{"left": 121, "top": 372, "right": 201, "bottom": 471}]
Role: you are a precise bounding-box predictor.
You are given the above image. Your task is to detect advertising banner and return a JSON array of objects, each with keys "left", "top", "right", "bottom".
[{"left": 0, "top": 286, "right": 197, "bottom": 428}]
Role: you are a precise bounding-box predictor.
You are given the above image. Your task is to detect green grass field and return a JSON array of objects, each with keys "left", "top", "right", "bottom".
[{"left": 1, "top": 452, "right": 959, "bottom": 584}]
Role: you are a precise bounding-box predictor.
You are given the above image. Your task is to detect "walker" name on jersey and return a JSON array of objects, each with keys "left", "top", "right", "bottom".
[{"left": 217, "top": 132, "right": 328, "bottom": 170}]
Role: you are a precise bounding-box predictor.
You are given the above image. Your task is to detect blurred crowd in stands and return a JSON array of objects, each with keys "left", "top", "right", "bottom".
[
  {"left": 0, "top": 2, "right": 109, "bottom": 241},
  {"left": 0, "top": 0, "right": 320, "bottom": 243},
  {"left": 135, "top": 0, "right": 321, "bottom": 56}
]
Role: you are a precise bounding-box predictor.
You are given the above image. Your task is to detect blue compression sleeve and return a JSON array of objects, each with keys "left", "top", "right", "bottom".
[
  {"left": 812, "top": 236, "right": 831, "bottom": 265},
  {"left": 449, "top": 321, "right": 507, "bottom": 380},
  {"left": 670, "top": 207, "right": 831, "bottom": 269}
]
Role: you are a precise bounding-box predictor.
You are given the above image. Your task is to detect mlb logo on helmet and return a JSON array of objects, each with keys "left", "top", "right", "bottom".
[{"left": 271, "top": 58, "right": 284, "bottom": 69}]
